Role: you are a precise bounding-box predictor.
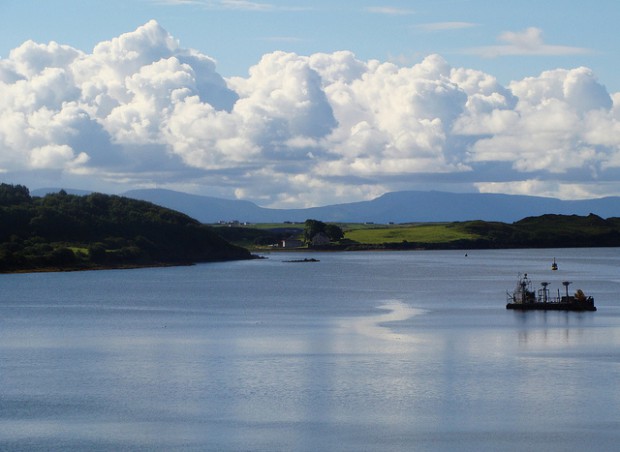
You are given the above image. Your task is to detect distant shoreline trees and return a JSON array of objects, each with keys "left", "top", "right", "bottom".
[
  {"left": 303, "top": 219, "right": 344, "bottom": 244},
  {"left": 0, "top": 183, "right": 253, "bottom": 272}
]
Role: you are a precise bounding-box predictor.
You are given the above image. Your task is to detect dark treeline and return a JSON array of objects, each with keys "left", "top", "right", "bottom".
[
  {"left": 0, "top": 183, "right": 252, "bottom": 272},
  {"left": 459, "top": 214, "right": 620, "bottom": 249}
]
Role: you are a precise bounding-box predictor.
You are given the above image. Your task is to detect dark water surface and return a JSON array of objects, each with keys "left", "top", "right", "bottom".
[{"left": 1, "top": 249, "right": 620, "bottom": 451}]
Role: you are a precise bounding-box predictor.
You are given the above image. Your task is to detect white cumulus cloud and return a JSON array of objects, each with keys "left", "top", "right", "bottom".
[{"left": 1, "top": 21, "right": 619, "bottom": 206}]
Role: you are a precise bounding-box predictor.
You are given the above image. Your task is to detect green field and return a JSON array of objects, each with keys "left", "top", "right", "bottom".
[
  {"left": 344, "top": 223, "right": 480, "bottom": 244},
  {"left": 215, "top": 222, "right": 481, "bottom": 247},
  {"left": 214, "top": 214, "right": 620, "bottom": 250}
]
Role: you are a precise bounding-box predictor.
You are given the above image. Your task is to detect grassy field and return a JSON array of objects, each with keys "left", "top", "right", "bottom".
[
  {"left": 215, "top": 215, "right": 620, "bottom": 250},
  {"left": 343, "top": 223, "right": 481, "bottom": 244},
  {"left": 215, "top": 222, "right": 483, "bottom": 248}
]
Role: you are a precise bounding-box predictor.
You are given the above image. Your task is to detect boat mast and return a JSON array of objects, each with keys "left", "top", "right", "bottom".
[{"left": 540, "top": 282, "right": 549, "bottom": 303}]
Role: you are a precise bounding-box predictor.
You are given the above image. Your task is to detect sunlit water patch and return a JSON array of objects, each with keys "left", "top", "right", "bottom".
[{"left": 340, "top": 300, "right": 425, "bottom": 343}]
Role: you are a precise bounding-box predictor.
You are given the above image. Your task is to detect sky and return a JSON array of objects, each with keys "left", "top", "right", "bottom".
[{"left": 0, "top": 0, "right": 619, "bottom": 208}]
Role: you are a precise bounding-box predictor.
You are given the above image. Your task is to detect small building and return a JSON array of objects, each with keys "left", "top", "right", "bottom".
[{"left": 281, "top": 238, "right": 303, "bottom": 249}]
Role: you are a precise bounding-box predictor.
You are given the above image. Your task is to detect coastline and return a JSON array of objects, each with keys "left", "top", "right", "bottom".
[{"left": 0, "top": 254, "right": 262, "bottom": 275}]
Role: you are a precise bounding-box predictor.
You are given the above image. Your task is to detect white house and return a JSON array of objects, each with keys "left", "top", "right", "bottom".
[{"left": 281, "top": 238, "right": 303, "bottom": 248}]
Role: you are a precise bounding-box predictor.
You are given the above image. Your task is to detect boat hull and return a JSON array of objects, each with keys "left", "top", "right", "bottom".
[{"left": 506, "top": 302, "right": 596, "bottom": 312}]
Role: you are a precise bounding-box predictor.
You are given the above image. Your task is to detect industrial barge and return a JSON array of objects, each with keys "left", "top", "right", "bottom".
[{"left": 506, "top": 273, "right": 596, "bottom": 311}]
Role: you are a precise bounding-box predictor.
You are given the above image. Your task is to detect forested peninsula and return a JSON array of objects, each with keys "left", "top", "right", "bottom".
[{"left": 0, "top": 183, "right": 253, "bottom": 273}]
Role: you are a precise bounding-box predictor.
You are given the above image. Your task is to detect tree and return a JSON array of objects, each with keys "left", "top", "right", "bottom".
[
  {"left": 0, "top": 183, "right": 31, "bottom": 206},
  {"left": 49, "top": 247, "right": 76, "bottom": 266},
  {"left": 325, "top": 224, "right": 344, "bottom": 241},
  {"left": 304, "top": 219, "right": 344, "bottom": 243},
  {"left": 304, "top": 219, "right": 325, "bottom": 243}
]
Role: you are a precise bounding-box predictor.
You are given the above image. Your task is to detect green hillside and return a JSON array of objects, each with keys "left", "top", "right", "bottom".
[
  {"left": 217, "top": 214, "right": 620, "bottom": 250},
  {"left": 344, "top": 223, "right": 479, "bottom": 244},
  {"left": 0, "top": 183, "right": 253, "bottom": 273},
  {"left": 344, "top": 215, "right": 620, "bottom": 249}
]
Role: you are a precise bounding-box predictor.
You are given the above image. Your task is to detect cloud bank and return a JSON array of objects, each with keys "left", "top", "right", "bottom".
[{"left": 1, "top": 21, "right": 619, "bottom": 206}]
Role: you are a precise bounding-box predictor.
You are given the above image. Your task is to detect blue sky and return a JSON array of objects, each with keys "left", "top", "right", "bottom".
[
  {"left": 0, "top": 0, "right": 619, "bottom": 207},
  {"left": 2, "top": 1, "right": 618, "bottom": 89}
]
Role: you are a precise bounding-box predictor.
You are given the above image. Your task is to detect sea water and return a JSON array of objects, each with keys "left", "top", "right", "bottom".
[{"left": 1, "top": 248, "right": 620, "bottom": 451}]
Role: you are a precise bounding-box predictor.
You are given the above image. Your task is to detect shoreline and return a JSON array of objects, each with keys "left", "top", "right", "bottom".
[
  {"left": 0, "top": 262, "right": 191, "bottom": 275},
  {"left": 251, "top": 242, "right": 620, "bottom": 253},
  {"left": 4, "top": 243, "right": 619, "bottom": 274},
  {"left": 0, "top": 254, "right": 262, "bottom": 275}
]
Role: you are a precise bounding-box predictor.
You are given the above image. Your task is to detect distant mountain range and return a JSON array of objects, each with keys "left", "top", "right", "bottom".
[{"left": 31, "top": 188, "right": 620, "bottom": 223}]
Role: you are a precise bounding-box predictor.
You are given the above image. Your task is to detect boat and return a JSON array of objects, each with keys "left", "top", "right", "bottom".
[
  {"left": 283, "top": 258, "right": 320, "bottom": 263},
  {"left": 506, "top": 273, "right": 596, "bottom": 311},
  {"left": 551, "top": 258, "right": 558, "bottom": 271}
]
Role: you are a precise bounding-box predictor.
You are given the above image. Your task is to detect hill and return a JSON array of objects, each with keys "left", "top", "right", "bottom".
[
  {"left": 216, "top": 214, "right": 620, "bottom": 251},
  {"left": 0, "top": 184, "right": 253, "bottom": 273},
  {"left": 120, "top": 189, "right": 620, "bottom": 224}
]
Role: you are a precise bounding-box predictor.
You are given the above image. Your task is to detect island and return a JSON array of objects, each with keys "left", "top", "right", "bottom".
[{"left": 0, "top": 183, "right": 254, "bottom": 273}]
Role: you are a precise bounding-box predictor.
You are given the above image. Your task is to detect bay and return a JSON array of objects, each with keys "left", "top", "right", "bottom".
[{"left": 1, "top": 248, "right": 620, "bottom": 451}]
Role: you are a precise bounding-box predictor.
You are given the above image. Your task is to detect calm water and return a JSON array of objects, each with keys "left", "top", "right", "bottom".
[{"left": 1, "top": 248, "right": 620, "bottom": 451}]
